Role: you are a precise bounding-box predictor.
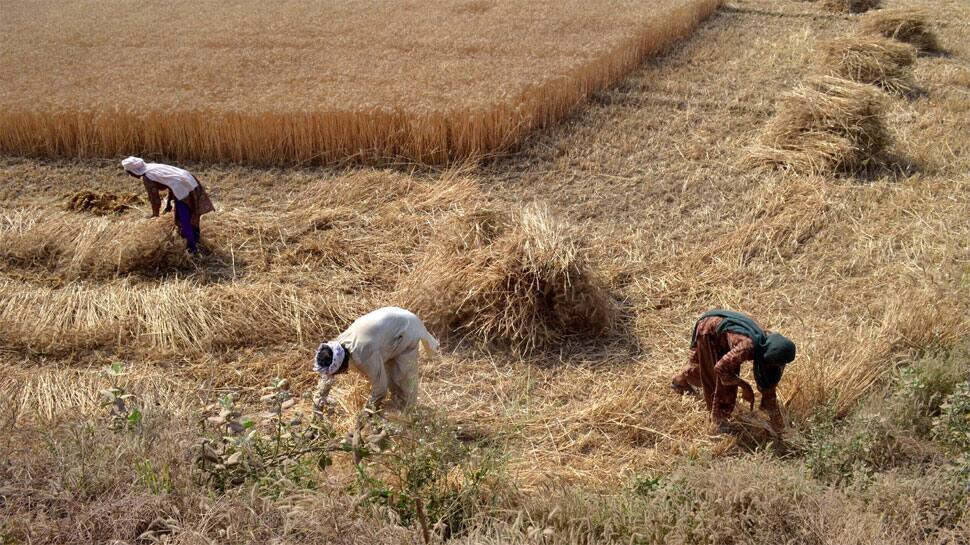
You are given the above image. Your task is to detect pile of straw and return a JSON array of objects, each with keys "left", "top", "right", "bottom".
[
  {"left": 821, "top": 0, "right": 880, "bottom": 14},
  {"left": 65, "top": 190, "right": 141, "bottom": 215},
  {"left": 0, "top": 210, "right": 189, "bottom": 278},
  {"left": 820, "top": 36, "right": 917, "bottom": 95},
  {"left": 747, "top": 76, "right": 890, "bottom": 174},
  {"left": 862, "top": 8, "right": 940, "bottom": 52},
  {"left": 398, "top": 204, "right": 617, "bottom": 354}
]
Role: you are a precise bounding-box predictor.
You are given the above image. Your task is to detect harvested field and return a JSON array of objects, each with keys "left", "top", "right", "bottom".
[
  {"left": 2, "top": 0, "right": 969, "bottom": 543},
  {"left": 0, "top": 0, "right": 719, "bottom": 165}
]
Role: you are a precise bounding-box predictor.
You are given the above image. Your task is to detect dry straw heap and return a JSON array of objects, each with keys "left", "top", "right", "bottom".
[
  {"left": 0, "top": 208, "right": 190, "bottom": 279},
  {"left": 398, "top": 204, "right": 617, "bottom": 355},
  {"left": 821, "top": 0, "right": 880, "bottom": 14},
  {"left": 862, "top": 8, "right": 940, "bottom": 52},
  {"left": 0, "top": 0, "right": 720, "bottom": 165},
  {"left": 747, "top": 76, "right": 890, "bottom": 174},
  {"left": 65, "top": 190, "right": 142, "bottom": 215},
  {"left": 819, "top": 36, "right": 917, "bottom": 95}
]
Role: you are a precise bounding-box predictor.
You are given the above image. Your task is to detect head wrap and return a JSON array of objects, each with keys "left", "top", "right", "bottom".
[
  {"left": 691, "top": 309, "right": 796, "bottom": 390},
  {"left": 314, "top": 341, "right": 346, "bottom": 376},
  {"left": 121, "top": 156, "right": 147, "bottom": 176},
  {"left": 763, "top": 333, "right": 796, "bottom": 366}
]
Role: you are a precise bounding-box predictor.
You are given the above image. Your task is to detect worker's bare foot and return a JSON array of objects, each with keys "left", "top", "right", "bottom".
[
  {"left": 670, "top": 381, "right": 696, "bottom": 396},
  {"left": 713, "top": 420, "right": 741, "bottom": 435}
]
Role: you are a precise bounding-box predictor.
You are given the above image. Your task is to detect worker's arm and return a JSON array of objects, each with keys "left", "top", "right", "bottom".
[
  {"left": 760, "top": 384, "right": 785, "bottom": 433},
  {"left": 362, "top": 355, "right": 389, "bottom": 411},
  {"left": 714, "top": 335, "right": 756, "bottom": 408},
  {"left": 312, "top": 374, "right": 336, "bottom": 416},
  {"left": 142, "top": 179, "right": 161, "bottom": 217},
  {"left": 688, "top": 346, "right": 699, "bottom": 367}
]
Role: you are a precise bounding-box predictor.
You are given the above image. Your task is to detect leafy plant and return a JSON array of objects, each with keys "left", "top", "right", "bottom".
[
  {"left": 194, "top": 379, "right": 343, "bottom": 492},
  {"left": 352, "top": 407, "right": 503, "bottom": 540},
  {"left": 932, "top": 381, "right": 970, "bottom": 453},
  {"left": 100, "top": 363, "right": 142, "bottom": 431}
]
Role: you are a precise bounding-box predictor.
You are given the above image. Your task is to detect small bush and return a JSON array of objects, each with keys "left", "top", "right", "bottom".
[
  {"left": 195, "top": 379, "right": 342, "bottom": 492},
  {"left": 932, "top": 382, "right": 970, "bottom": 453},
  {"left": 353, "top": 407, "right": 507, "bottom": 540}
]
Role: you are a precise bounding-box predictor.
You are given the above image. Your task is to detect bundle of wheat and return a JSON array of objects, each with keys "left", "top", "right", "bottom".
[
  {"left": 819, "top": 36, "right": 917, "bottom": 95},
  {"left": 398, "top": 204, "right": 617, "bottom": 354},
  {"left": 746, "top": 76, "right": 891, "bottom": 174},
  {"left": 0, "top": 210, "right": 190, "bottom": 278},
  {"left": 861, "top": 8, "right": 940, "bottom": 52},
  {"left": 821, "top": 0, "right": 880, "bottom": 14},
  {"left": 65, "top": 190, "right": 141, "bottom": 215}
]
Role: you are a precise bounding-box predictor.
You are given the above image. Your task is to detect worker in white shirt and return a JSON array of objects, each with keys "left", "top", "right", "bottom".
[
  {"left": 121, "top": 156, "right": 215, "bottom": 254},
  {"left": 313, "top": 307, "right": 439, "bottom": 415}
]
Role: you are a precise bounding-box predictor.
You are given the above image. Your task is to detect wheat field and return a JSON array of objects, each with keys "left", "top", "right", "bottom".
[
  {"left": 0, "top": 0, "right": 718, "bottom": 164},
  {"left": 2, "top": 0, "right": 969, "bottom": 543}
]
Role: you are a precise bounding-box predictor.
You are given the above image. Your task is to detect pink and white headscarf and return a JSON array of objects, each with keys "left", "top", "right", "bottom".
[{"left": 314, "top": 341, "right": 346, "bottom": 375}]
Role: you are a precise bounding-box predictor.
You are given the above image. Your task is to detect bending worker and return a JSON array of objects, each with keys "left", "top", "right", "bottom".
[
  {"left": 121, "top": 156, "right": 214, "bottom": 254},
  {"left": 672, "top": 309, "right": 796, "bottom": 434},
  {"left": 313, "top": 307, "right": 439, "bottom": 415}
]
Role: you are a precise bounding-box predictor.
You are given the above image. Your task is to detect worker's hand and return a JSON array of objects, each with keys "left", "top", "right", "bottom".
[{"left": 739, "top": 381, "right": 756, "bottom": 411}]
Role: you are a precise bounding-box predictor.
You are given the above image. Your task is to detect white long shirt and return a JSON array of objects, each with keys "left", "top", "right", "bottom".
[
  {"left": 325, "top": 307, "right": 439, "bottom": 408},
  {"left": 142, "top": 163, "right": 199, "bottom": 200}
]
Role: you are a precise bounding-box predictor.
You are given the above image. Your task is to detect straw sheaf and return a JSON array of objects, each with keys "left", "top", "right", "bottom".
[
  {"left": 821, "top": 0, "right": 880, "bottom": 14},
  {"left": 819, "top": 36, "right": 917, "bottom": 95},
  {"left": 861, "top": 8, "right": 941, "bottom": 53},
  {"left": 746, "top": 76, "right": 891, "bottom": 173},
  {"left": 398, "top": 204, "right": 618, "bottom": 354}
]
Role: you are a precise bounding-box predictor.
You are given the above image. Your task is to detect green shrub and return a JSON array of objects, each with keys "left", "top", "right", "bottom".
[
  {"left": 353, "top": 407, "right": 506, "bottom": 540},
  {"left": 932, "top": 381, "right": 970, "bottom": 453},
  {"left": 194, "top": 379, "right": 342, "bottom": 493}
]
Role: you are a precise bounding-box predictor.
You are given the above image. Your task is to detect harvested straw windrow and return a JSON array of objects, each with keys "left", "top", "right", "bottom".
[
  {"left": 861, "top": 8, "right": 940, "bottom": 53},
  {"left": 397, "top": 204, "right": 617, "bottom": 355},
  {"left": 746, "top": 76, "right": 891, "bottom": 174},
  {"left": 0, "top": 209, "right": 190, "bottom": 278},
  {"left": 821, "top": 0, "right": 880, "bottom": 14},
  {"left": 0, "top": 278, "right": 358, "bottom": 354},
  {"left": 819, "top": 36, "right": 916, "bottom": 95},
  {"left": 65, "top": 190, "right": 141, "bottom": 215},
  {"left": 279, "top": 171, "right": 485, "bottom": 289}
]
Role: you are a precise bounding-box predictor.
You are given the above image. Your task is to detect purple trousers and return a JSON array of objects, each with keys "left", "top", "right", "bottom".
[{"left": 174, "top": 200, "right": 200, "bottom": 253}]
